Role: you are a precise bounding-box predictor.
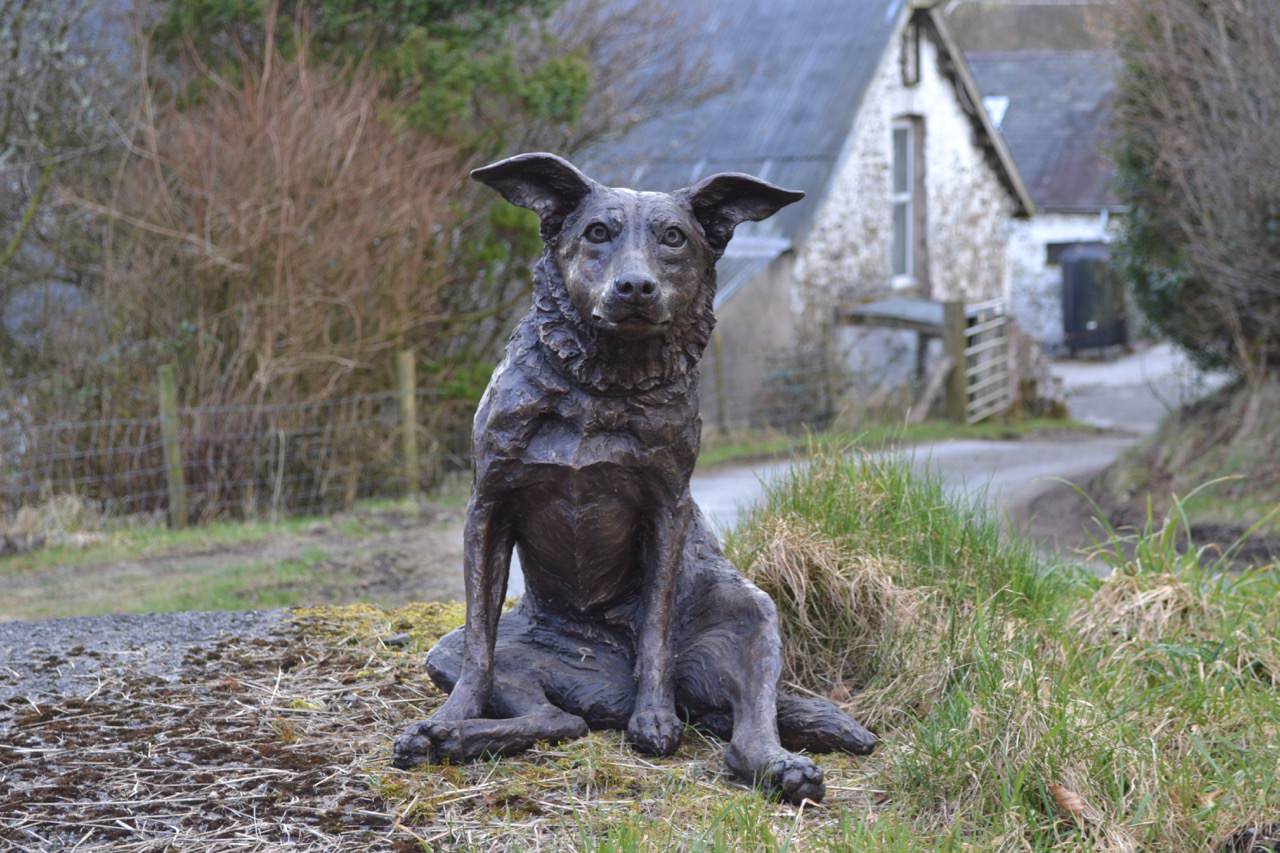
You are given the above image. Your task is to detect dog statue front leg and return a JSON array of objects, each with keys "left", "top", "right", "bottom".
[
  {"left": 440, "top": 495, "right": 511, "bottom": 719},
  {"left": 626, "top": 494, "right": 691, "bottom": 757},
  {"left": 394, "top": 497, "right": 511, "bottom": 768}
]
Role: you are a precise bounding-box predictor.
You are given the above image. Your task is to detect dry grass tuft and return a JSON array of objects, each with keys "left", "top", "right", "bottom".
[
  {"left": 0, "top": 495, "right": 107, "bottom": 553},
  {"left": 742, "top": 515, "right": 955, "bottom": 730},
  {"left": 1071, "top": 571, "right": 1213, "bottom": 647},
  {"left": 746, "top": 515, "right": 915, "bottom": 689},
  {"left": 1070, "top": 566, "right": 1280, "bottom": 689}
]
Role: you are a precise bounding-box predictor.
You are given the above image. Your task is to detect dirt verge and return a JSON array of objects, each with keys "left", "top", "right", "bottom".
[{"left": 0, "top": 505, "right": 469, "bottom": 621}]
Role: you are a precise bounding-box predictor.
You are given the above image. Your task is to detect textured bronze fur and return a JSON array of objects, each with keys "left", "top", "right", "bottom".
[{"left": 393, "top": 153, "right": 875, "bottom": 804}]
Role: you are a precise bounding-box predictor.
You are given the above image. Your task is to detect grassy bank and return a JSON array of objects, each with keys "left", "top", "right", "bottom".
[
  {"left": 0, "top": 496, "right": 426, "bottom": 575},
  {"left": 697, "top": 416, "right": 1100, "bottom": 470},
  {"left": 0, "top": 497, "right": 468, "bottom": 620},
  {"left": 722, "top": 449, "right": 1278, "bottom": 849},
  {"left": 1093, "top": 379, "right": 1280, "bottom": 538},
  {"left": 334, "top": 448, "right": 1278, "bottom": 850}
]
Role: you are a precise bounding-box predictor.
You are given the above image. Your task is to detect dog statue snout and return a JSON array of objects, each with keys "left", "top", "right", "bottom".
[{"left": 613, "top": 274, "right": 658, "bottom": 304}]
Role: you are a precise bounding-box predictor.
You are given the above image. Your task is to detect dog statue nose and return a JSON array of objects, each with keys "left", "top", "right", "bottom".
[{"left": 614, "top": 274, "right": 658, "bottom": 303}]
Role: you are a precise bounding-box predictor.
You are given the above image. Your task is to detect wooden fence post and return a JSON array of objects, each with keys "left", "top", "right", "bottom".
[
  {"left": 397, "top": 349, "right": 420, "bottom": 498},
  {"left": 157, "top": 364, "right": 188, "bottom": 528},
  {"left": 943, "top": 300, "right": 968, "bottom": 423}
]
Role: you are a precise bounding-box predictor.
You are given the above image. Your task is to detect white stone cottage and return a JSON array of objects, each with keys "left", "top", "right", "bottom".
[
  {"left": 967, "top": 50, "right": 1125, "bottom": 352},
  {"left": 587, "top": 0, "right": 1033, "bottom": 428}
]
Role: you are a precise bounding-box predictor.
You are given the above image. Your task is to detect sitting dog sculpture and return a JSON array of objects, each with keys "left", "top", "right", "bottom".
[{"left": 394, "top": 152, "right": 876, "bottom": 804}]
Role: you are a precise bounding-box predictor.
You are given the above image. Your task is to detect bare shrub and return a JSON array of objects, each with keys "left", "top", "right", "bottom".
[
  {"left": 1113, "top": 0, "right": 1280, "bottom": 388},
  {"left": 23, "top": 41, "right": 463, "bottom": 518},
  {"left": 99, "top": 50, "right": 454, "bottom": 408},
  {"left": 0, "top": 1, "right": 124, "bottom": 289}
]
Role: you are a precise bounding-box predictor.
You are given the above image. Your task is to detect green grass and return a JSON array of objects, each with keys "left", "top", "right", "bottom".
[
  {"left": 126, "top": 548, "right": 333, "bottom": 613},
  {"left": 0, "top": 496, "right": 423, "bottom": 576},
  {"left": 583, "top": 447, "right": 1278, "bottom": 849},
  {"left": 0, "top": 516, "right": 316, "bottom": 575},
  {"left": 696, "top": 416, "right": 1099, "bottom": 470},
  {"left": 9, "top": 547, "right": 336, "bottom": 619}
]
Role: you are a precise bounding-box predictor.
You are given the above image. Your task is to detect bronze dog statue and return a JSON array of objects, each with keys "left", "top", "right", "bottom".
[{"left": 394, "top": 153, "right": 875, "bottom": 804}]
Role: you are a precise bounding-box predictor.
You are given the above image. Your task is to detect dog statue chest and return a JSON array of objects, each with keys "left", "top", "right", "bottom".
[
  {"left": 502, "top": 391, "right": 687, "bottom": 608},
  {"left": 515, "top": 390, "right": 687, "bottom": 499},
  {"left": 524, "top": 395, "right": 636, "bottom": 464}
]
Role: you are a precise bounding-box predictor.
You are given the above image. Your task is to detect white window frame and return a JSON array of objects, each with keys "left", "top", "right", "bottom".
[{"left": 890, "top": 119, "right": 914, "bottom": 287}]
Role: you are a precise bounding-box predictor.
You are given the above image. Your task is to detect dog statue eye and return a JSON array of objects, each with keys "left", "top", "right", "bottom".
[
  {"left": 661, "top": 227, "right": 686, "bottom": 248},
  {"left": 584, "top": 223, "right": 611, "bottom": 243}
]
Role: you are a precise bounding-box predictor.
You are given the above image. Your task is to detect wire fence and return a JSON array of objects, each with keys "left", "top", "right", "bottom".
[
  {"left": 1, "top": 347, "right": 841, "bottom": 531},
  {"left": 1, "top": 387, "right": 475, "bottom": 529},
  {"left": 700, "top": 347, "right": 843, "bottom": 436}
]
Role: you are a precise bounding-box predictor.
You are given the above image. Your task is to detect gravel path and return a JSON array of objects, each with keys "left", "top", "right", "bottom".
[{"left": 0, "top": 610, "right": 284, "bottom": 704}]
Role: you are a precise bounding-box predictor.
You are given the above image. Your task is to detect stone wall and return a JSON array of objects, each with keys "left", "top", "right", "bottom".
[
  {"left": 795, "top": 14, "right": 1017, "bottom": 312},
  {"left": 791, "top": 12, "right": 1020, "bottom": 404}
]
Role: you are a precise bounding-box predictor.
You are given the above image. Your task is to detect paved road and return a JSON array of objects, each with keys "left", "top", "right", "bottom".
[
  {"left": 685, "top": 434, "right": 1136, "bottom": 539},
  {"left": 903, "top": 436, "right": 1134, "bottom": 527},
  {"left": 1053, "top": 342, "right": 1228, "bottom": 433}
]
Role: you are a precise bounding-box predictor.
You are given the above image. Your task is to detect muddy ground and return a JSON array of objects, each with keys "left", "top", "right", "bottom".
[
  {"left": 1, "top": 605, "right": 870, "bottom": 852},
  {"left": 1, "top": 606, "right": 445, "bottom": 851}
]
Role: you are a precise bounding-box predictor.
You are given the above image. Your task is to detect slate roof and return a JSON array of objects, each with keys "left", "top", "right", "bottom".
[
  {"left": 966, "top": 51, "right": 1122, "bottom": 212},
  {"left": 586, "top": 0, "right": 909, "bottom": 247},
  {"left": 585, "top": 0, "right": 1031, "bottom": 255}
]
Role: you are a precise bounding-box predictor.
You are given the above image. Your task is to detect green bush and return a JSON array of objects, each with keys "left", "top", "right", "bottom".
[{"left": 1112, "top": 0, "right": 1280, "bottom": 377}]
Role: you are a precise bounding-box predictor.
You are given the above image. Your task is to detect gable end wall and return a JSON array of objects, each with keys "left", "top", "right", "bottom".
[{"left": 795, "top": 16, "right": 1017, "bottom": 315}]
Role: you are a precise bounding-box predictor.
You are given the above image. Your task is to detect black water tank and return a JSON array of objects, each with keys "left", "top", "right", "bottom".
[{"left": 1061, "top": 243, "right": 1127, "bottom": 355}]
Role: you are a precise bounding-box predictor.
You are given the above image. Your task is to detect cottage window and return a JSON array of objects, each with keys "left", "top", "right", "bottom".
[{"left": 891, "top": 121, "right": 914, "bottom": 283}]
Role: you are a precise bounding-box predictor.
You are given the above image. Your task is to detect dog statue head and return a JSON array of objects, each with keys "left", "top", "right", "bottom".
[{"left": 473, "top": 152, "right": 803, "bottom": 392}]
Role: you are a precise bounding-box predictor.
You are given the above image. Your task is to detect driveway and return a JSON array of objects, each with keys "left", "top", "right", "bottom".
[{"left": 1053, "top": 341, "right": 1228, "bottom": 433}]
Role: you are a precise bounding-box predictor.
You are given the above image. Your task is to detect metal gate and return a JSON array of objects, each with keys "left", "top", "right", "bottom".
[
  {"left": 835, "top": 295, "right": 1013, "bottom": 425},
  {"left": 958, "top": 298, "right": 1012, "bottom": 424}
]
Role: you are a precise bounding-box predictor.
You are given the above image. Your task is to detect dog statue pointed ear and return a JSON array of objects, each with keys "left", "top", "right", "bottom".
[
  {"left": 679, "top": 174, "right": 804, "bottom": 255},
  {"left": 472, "top": 152, "right": 595, "bottom": 241}
]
